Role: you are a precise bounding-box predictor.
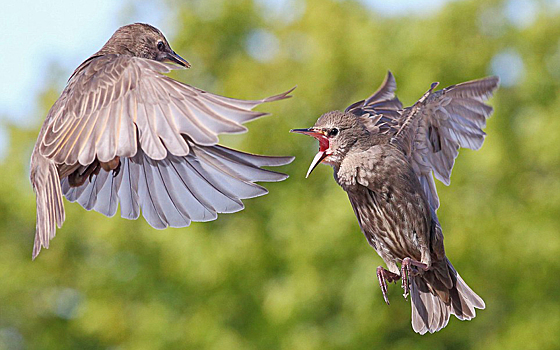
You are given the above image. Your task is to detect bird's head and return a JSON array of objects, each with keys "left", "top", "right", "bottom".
[
  {"left": 291, "top": 111, "right": 365, "bottom": 178},
  {"left": 100, "top": 23, "right": 190, "bottom": 68}
]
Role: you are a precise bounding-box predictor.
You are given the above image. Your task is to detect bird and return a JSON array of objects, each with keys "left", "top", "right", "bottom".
[
  {"left": 30, "top": 23, "right": 294, "bottom": 260},
  {"left": 291, "top": 71, "right": 499, "bottom": 334}
]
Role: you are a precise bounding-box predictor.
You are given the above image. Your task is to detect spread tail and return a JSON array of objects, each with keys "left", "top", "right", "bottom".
[
  {"left": 31, "top": 155, "right": 65, "bottom": 259},
  {"left": 410, "top": 259, "right": 485, "bottom": 334}
]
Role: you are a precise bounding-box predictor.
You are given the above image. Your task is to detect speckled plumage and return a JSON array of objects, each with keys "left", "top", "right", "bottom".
[{"left": 292, "top": 72, "right": 498, "bottom": 334}]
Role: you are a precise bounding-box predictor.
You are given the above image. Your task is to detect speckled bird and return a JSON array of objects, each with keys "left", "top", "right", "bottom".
[
  {"left": 30, "top": 23, "right": 294, "bottom": 259},
  {"left": 291, "top": 72, "right": 498, "bottom": 334}
]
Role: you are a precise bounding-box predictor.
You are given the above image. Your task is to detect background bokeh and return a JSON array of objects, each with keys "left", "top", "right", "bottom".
[{"left": 1, "top": 0, "right": 560, "bottom": 349}]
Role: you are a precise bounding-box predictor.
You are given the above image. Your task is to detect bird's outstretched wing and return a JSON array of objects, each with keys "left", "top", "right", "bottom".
[
  {"left": 35, "top": 54, "right": 293, "bottom": 233},
  {"left": 345, "top": 71, "right": 403, "bottom": 119},
  {"left": 345, "top": 71, "right": 403, "bottom": 143},
  {"left": 390, "top": 76, "right": 499, "bottom": 210},
  {"left": 39, "top": 54, "right": 294, "bottom": 165},
  {"left": 60, "top": 142, "right": 293, "bottom": 229}
]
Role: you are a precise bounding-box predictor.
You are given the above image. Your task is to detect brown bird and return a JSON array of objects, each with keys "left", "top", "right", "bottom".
[
  {"left": 291, "top": 72, "right": 498, "bottom": 334},
  {"left": 30, "top": 23, "right": 294, "bottom": 260}
]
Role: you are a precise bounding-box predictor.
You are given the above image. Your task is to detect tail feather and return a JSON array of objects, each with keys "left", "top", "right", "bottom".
[
  {"left": 410, "top": 259, "right": 484, "bottom": 334},
  {"left": 454, "top": 271, "right": 486, "bottom": 314},
  {"left": 31, "top": 155, "right": 65, "bottom": 260},
  {"left": 411, "top": 277, "right": 450, "bottom": 335}
]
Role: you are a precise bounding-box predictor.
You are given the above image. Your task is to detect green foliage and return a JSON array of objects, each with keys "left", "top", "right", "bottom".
[{"left": 1, "top": 0, "right": 560, "bottom": 349}]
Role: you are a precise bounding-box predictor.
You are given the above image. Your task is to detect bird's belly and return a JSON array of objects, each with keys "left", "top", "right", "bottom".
[{"left": 351, "top": 187, "right": 426, "bottom": 263}]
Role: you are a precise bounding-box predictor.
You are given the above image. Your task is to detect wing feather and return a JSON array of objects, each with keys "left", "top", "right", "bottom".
[
  {"left": 39, "top": 55, "right": 294, "bottom": 165},
  {"left": 61, "top": 142, "right": 292, "bottom": 229},
  {"left": 353, "top": 74, "right": 498, "bottom": 211},
  {"left": 118, "top": 158, "right": 140, "bottom": 220},
  {"left": 390, "top": 76, "right": 499, "bottom": 209},
  {"left": 345, "top": 71, "right": 402, "bottom": 116}
]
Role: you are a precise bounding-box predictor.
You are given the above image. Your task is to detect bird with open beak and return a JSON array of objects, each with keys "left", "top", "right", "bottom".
[
  {"left": 289, "top": 128, "right": 333, "bottom": 178},
  {"left": 291, "top": 71, "right": 499, "bottom": 334},
  {"left": 30, "top": 23, "right": 295, "bottom": 260}
]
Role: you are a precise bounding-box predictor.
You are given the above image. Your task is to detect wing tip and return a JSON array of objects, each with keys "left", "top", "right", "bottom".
[
  {"left": 487, "top": 75, "right": 500, "bottom": 87},
  {"left": 240, "top": 184, "right": 270, "bottom": 199},
  {"left": 260, "top": 170, "right": 290, "bottom": 182},
  {"left": 268, "top": 155, "right": 295, "bottom": 166},
  {"left": 386, "top": 70, "right": 395, "bottom": 82},
  {"left": 449, "top": 75, "right": 501, "bottom": 100},
  {"left": 262, "top": 86, "right": 297, "bottom": 103},
  {"left": 479, "top": 75, "right": 500, "bottom": 94}
]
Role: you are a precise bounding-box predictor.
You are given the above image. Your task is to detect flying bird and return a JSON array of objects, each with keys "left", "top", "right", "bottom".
[
  {"left": 30, "top": 23, "right": 294, "bottom": 259},
  {"left": 291, "top": 72, "right": 498, "bottom": 334}
]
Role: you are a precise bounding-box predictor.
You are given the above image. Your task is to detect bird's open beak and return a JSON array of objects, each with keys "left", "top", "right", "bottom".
[
  {"left": 164, "top": 51, "right": 191, "bottom": 68},
  {"left": 290, "top": 128, "right": 329, "bottom": 178}
]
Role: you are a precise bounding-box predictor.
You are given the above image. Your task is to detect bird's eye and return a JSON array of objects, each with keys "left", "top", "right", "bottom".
[
  {"left": 328, "top": 128, "right": 339, "bottom": 137},
  {"left": 157, "top": 41, "right": 165, "bottom": 51}
]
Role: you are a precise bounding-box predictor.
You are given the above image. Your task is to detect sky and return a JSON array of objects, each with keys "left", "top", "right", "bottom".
[
  {"left": 0, "top": 0, "right": 544, "bottom": 159},
  {"left": 0, "top": 0, "right": 169, "bottom": 125},
  {"left": 0, "top": 0, "right": 170, "bottom": 158}
]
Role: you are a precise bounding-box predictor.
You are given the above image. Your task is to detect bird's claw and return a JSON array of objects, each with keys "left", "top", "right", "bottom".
[
  {"left": 112, "top": 161, "right": 121, "bottom": 178},
  {"left": 401, "top": 259, "right": 411, "bottom": 299},
  {"left": 88, "top": 164, "right": 101, "bottom": 183},
  {"left": 400, "top": 257, "right": 429, "bottom": 299},
  {"left": 376, "top": 266, "right": 400, "bottom": 305}
]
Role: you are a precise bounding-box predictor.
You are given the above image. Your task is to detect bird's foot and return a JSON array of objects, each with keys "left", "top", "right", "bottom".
[
  {"left": 376, "top": 266, "right": 400, "bottom": 305},
  {"left": 400, "top": 257, "right": 429, "bottom": 299},
  {"left": 88, "top": 164, "right": 101, "bottom": 183},
  {"left": 68, "top": 162, "right": 100, "bottom": 187}
]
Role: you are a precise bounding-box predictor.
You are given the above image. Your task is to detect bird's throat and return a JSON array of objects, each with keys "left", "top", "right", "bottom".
[{"left": 304, "top": 134, "right": 333, "bottom": 178}]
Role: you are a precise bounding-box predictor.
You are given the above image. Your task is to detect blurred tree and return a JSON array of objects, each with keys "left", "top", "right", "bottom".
[{"left": 1, "top": 0, "right": 560, "bottom": 349}]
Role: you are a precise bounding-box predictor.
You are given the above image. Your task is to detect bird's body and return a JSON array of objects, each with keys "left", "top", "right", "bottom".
[
  {"left": 337, "top": 143, "right": 433, "bottom": 271},
  {"left": 292, "top": 72, "right": 498, "bottom": 334},
  {"left": 30, "top": 23, "right": 294, "bottom": 259}
]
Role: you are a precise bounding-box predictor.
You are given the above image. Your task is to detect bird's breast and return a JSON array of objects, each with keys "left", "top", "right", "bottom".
[{"left": 340, "top": 146, "right": 432, "bottom": 263}]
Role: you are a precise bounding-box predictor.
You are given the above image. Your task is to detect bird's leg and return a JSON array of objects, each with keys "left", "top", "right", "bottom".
[
  {"left": 68, "top": 171, "right": 86, "bottom": 187},
  {"left": 376, "top": 266, "right": 401, "bottom": 305},
  {"left": 88, "top": 164, "right": 102, "bottom": 183},
  {"left": 98, "top": 156, "right": 122, "bottom": 178},
  {"left": 100, "top": 156, "right": 120, "bottom": 172},
  {"left": 400, "top": 257, "right": 429, "bottom": 299},
  {"left": 68, "top": 162, "right": 100, "bottom": 187}
]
